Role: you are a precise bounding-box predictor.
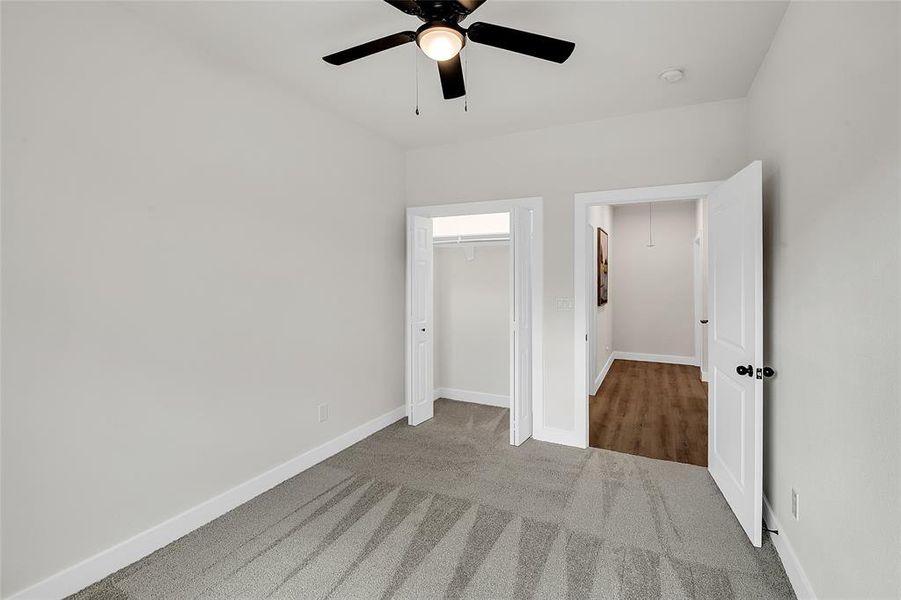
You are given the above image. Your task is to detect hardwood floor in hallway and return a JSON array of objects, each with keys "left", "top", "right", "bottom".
[{"left": 589, "top": 359, "right": 708, "bottom": 466}]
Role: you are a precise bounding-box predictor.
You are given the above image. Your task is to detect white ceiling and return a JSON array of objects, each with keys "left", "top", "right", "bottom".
[{"left": 127, "top": 1, "right": 788, "bottom": 148}]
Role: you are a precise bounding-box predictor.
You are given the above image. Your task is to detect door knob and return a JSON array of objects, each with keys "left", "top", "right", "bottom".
[
  {"left": 736, "top": 364, "right": 753, "bottom": 377},
  {"left": 700, "top": 319, "right": 708, "bottom": 324},
  {"left": 762, "top": 366, "right": 775, "bottom": 378}
]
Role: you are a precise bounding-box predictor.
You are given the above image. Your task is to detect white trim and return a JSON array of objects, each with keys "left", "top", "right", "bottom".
[
  {"left": 435, "top": 388, "right": 509, "bottom": 408},
  {"left": 407, "top": 197, "right": 535, "bottom": 218},
  {"left": 575, "top": 181, "right": 722, "bottom": 206},
  {"left": 612, "top": 351, "right": 699, "bottom": 366},
  {"left": 406, "top": 197, "right": 543, "bottom": 446},
  {"left": 532, "top": 425, "right": 582, "bottom": 447},
  {"left": 700, "top": 368, "right": 709, "bottom": 382},
  {"left": 592, "top": 352, "right": 615, "bottom": 395},
  {"left": 763, "top": 496, "right": 817, "bottom": 600},
  {"left": 573, "top": 181, "right": 722, "bottom": 448},
  {"left": 8, "top": 405, "right": 406, "bottom": 600},
  {"left": 692, "top": 233, "right": 704, "bottom": 367}
]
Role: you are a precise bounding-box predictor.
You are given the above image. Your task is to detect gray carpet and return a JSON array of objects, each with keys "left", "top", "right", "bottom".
[{"left": 71, "top": 399, "right": 795, "bottom": 599}]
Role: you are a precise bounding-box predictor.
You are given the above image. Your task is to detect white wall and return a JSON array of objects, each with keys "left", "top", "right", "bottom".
[
  {"left": 588, "top": 205, "right": 613, "bottom": 389},
  {"left": 611, "top": 201, "right": 697, "bottom": 359},
  {"left": 406, "top": 99, "right": 749, "bottom": 439},
  {"left": 748, "top": 2, "right": 900, "bottom": 598},
  {"left": 1, "top": 3, "right": 405, "bottom": 596},
  {"left": 434, "top": 245, "right": 510, "bottom": 400}
]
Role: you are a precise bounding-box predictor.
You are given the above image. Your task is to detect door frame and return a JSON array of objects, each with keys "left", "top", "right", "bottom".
[
  {"left": 405, "top": 197, "right": 544, "bottom": 444},
  {"left": 692, "top": 232, "right": 708, "bottom": 382},
  {"left": 573, "top": 181, "right": 721, "bottom": 449}
]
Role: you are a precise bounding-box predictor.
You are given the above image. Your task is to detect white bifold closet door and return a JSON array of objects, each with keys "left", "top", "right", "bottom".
[
  {"left": 407, "top": 215, "right": 434, "bottom": 426},
  {"left": 510, "top": 206, "right": 534, "bottom": 445},
  {"left": 707, "top": 161, "right": 764, "bottom": 547}
]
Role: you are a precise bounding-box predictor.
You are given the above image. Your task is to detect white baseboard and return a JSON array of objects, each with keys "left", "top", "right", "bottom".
[
  {"left": 612, "top": 351, "right": 700, "bottom": 367},
  {"left": 763, "top": 496, "right": 817, "bottom": 600},
  {"left": 592, "top": 353, "right": 615, "bottom": 395},
  {"left": 700, "top": 368, "right": 709, "bottom": 382},
  {"left": 434, "top": 387, "right": 509, "bottom": 408},
  {"left": 9, "top": 405, "right": 407, "bottom": 600}
]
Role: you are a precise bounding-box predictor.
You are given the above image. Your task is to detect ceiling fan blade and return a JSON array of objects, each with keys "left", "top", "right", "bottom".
[
  {"left": 383, "top": 1, "right": 422, "bottom": 17},
  {"left": 466, "top": 22, "right": 575, "bottom": 63},
  {"left": 323, "top": 31, "right": 416, "bottom": 65},
  {"left": 437, "top": 54, "right": 466, "bottom": 99},
  {"left": 455, "top": 0, "right": 486, "bottom": 14}
]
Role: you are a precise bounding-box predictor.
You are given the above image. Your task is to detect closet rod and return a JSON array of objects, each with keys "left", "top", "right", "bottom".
[{"left": 433, "top": 235, "right": 510, "bottom": 245}]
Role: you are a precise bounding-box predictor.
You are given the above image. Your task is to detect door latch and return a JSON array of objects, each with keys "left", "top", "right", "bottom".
[
  {"left": 738, "top": 365, "right": 775, "bottom": 379},
  {"left": 756, "top": 367, "right": 776, "bottom": 379}
]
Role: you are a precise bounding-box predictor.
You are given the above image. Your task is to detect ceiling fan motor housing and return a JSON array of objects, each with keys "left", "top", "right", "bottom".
[{"left": 410, "top": 1, "right": 474, "bottom": 24}]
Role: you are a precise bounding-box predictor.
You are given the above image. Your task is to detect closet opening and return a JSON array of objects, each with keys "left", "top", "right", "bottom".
[
  {"left": 405, "top": 198, "right": 543, "bottom": 446},
  {"left": 432, "top": 213, "right": 512, "bottom": 431}
]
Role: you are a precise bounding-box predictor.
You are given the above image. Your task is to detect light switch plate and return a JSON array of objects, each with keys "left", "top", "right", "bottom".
[{"left": 555, "top": 297, "right": 574, "bottom": 311}]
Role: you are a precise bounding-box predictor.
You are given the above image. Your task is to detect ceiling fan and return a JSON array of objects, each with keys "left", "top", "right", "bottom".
[{"left": 322, "top": 0, "right": 575, "bottom": 100}]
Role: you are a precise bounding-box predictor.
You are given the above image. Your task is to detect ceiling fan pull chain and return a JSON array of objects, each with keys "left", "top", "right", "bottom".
[
  {"left": 463, "top": 47, "right": 468, "bottom": 112},
  {"left": 414, "top": 45, "right": 420, "bottom": 116}
]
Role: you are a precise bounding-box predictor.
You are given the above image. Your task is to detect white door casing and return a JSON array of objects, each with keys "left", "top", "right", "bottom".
[
  {"left": 707, "top": 160, "right": 764, "bottom": 547},
  {"left": 405, "top": 197, "right": 543, "bottom": 443},
  {"left": 574, "top": 181, "right": 722, "bottom": 449},
  {"left": 407, "top": 215, "right": 434, "bottom": 426},
  {"left": 586, "top": 222, "right": 596, "bottom": 393},
  {"left": 693, "top": 235, "right": 703, "bottom": 369},
  {"left": 511, "top": 206, "right": 534, "bottom": 445}
]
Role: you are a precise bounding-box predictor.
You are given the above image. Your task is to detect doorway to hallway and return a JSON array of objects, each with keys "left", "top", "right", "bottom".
[
  {"left": 574, "top": 163, "right": 765, "bottom": 547},
  {"left": 589, "top": 360, "right": 708, "bottom": 466}
]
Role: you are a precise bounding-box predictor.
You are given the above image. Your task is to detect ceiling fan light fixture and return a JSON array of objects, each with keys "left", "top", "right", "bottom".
[{"left": 417, "top": 26, "right": 464, "bottom": 61}]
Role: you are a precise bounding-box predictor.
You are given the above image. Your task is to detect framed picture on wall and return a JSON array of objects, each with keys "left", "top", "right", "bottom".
[{"left": 597, "top": 228, "right": 608, "bottom": 306}]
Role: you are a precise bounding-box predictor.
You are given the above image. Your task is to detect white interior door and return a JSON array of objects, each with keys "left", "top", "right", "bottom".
[
  {"left": 707, "top": 161, "right": 764, "bottom": 547},
  {"left": 510, "top": 207, "right": 534, "bottom": 445},
  {"left": 407, "top": 215, "right": 434, "bottom": 426}
]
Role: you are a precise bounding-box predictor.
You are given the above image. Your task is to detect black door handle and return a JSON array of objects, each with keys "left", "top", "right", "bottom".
[
  {"left": 736, "top": 364, "right": 753, "bottom": 377},
  {"left": 700, "top": 319, "right": 708, "bottom": 324},
  {"left": 762, "top": 366, "right": 775, "bottom": 378}
]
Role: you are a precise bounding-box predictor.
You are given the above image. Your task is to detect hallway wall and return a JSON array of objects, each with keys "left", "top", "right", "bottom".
[
  {"left": 610, "top": 201, "right": 697, "bottom": 360},
  {"left": 588, "top": 205, "right": 613, "bottom": 389}
]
